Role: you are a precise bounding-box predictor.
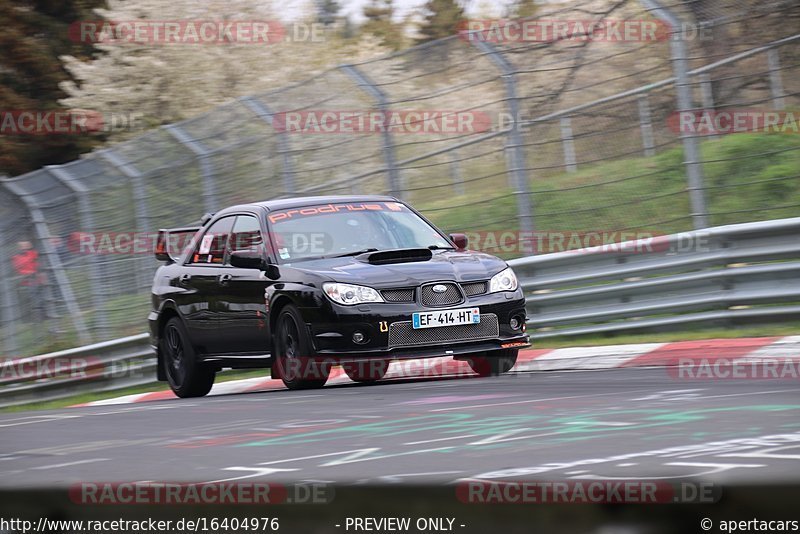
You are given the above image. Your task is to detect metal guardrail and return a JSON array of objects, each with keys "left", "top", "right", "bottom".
[
  {"left": 2, "top": 217, "right": 799, "bottom": 407},
  {"left": 0, "top": 334, "right": 154, "bottom": 409},
  {"left": 509, "top": 217, "right": 800, "bottom": 338}
]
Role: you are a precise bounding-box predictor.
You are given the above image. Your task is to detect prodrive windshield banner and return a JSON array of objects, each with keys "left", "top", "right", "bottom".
[{"left": 267, "top": 202, "right": 408, "bottom": 224}]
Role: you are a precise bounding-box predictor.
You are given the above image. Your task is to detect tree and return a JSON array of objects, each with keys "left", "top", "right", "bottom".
[
  {"left": 416, "top": 0, "right": 465, "bottom": 43},
  {"left": 316, "top": 0, "right": 339, "bottom": 26},
  {"left": 339, "top": 16, "right": 356, "bottom": 40},
  {"left": 0, "top": 0, "right": 106, "bottom": 176},
  {"left": 507, "top": 0, "right": 538, "bottom": 19},
  {"left": 59, "top": 0, "right": 392, "bottom": 143},
  {"left": 361, "top": 0, "right": 405, "bottom": 50}
]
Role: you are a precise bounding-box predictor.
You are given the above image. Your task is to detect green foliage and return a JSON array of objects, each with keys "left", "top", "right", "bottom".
[
  {"left": 0, "top": 0, "right": 106, "bottom": 175},
  {"left": 418, "top": 132, "right": 800, "bottom": 257},
  {"left": 506, "top": 0, "right": 538, "bottom": 19},
  {"left": 316, "top": 0, "right": 340, "bottom": 25},
  {"left": 416, "top": 0, "right": 465, "bottom": 43},
  {"left": 361, "top": 0, "right": 406, "bottom": 50}
]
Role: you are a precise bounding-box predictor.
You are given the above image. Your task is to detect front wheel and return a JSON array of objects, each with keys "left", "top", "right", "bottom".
[
  {"left": 467, "top": 348, "right": 518, "bottom": 377},
  {"left": 274, "top": 305, "right": 330, "bottom": 390},
  {"left": 161, "top": 317, "right": 215, "bottom": 398}
]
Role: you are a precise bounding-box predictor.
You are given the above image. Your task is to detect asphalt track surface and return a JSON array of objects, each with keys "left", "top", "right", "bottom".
[{"left": 1, "top": 365, "right": 799, "bottom": 488}]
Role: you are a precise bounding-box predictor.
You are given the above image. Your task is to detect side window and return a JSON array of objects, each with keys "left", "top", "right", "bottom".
[
  {"left": 190, "top": 217, "right": 235, "bottom": 265},
  {"left": 229, "top": 215, "right": 264, "bottom": 255}
]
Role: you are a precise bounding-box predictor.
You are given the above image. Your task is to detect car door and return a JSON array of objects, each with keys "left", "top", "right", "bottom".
[
  {"left": 180, "top": 215, "right": 236, "bottom": 355},
  {"left": 216, "top": 213, "right": 273, "bottom": 354}
]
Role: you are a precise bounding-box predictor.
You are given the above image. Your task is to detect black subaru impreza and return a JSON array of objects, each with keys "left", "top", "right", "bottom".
[{"left": 149, "top": 195, "right": 529, "bottom": 396}]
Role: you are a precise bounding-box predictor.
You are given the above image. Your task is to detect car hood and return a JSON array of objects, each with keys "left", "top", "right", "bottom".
[{"left": 288, "top": 250, "right": 507, "bottom": 287}]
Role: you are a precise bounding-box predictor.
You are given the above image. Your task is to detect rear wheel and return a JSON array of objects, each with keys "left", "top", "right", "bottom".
[
  {"left": 468, "top": 348, "right": 518, "bottom": 377},
  {"left": 343, "top": 360, "right": 390, "bottom": 383},
  {"left": 161, "top": 317, "right": 215, "bottom": 398},
  {"left": 274, "top": 305, "right": 330, "bottom": 390}
]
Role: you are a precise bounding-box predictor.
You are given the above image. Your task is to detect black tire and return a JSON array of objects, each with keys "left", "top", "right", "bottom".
[
  {"left": 467, "top": 348, "right": 518, "bottom": 377},
  {"left": 274, "top": 305, "right": 330, "bottom": 390},
  {"left": 161, "top": 317, "right": 215, "bottom": 398},
  {"left": 343, "top": 360, "right": 390, "bottom": 383}
]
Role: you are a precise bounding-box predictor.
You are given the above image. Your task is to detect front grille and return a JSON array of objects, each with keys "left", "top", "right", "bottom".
[
  {"left": 388, "top": 314, "right": 499, "bottom": 348},
  {"left": 381, "top": 288, "right": 415, "bottom": 302},
  {"left": 461, "top": 281, "right": 487, "bottom": 296},
  {"left": 420, "top": 282, "right": 463, "bottom": 307}
]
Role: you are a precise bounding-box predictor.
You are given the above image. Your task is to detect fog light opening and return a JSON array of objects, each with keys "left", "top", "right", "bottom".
[
  {"left": 510, "top": 316, "right": 523, "bottom": 331},
  {"left": 352, "top": 331, "right": 367, "bottom": 344}
]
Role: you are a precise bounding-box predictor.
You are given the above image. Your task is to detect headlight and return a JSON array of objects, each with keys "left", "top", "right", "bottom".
[
  {"left": 323, "top": 282, "right": 385, "bottom": 305},
  {"left": 489, "top": 267, "right": 518, "bottom": 293}
]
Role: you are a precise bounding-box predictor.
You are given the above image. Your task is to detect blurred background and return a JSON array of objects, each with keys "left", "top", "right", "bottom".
[{"left": 0, "top": 0, "right": 798, "bottom": 357}]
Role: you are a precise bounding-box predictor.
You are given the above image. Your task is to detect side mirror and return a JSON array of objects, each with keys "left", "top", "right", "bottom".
[
  {"left": 449, "top": 233, "right": 468, "bottom": 250},
  {"left": 264, "top": 264, "right": 281, "bottom": 281},
  {"left": 230, "top": 250, "right": 281, "bottom": 280},
  {"left": 230, "top": 250, "right": 267, "bottom": 270}
]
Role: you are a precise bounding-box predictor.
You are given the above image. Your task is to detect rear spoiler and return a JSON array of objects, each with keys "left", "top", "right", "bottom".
[{"left": 154, "top": 226, "right": 201, "bottom": 263}]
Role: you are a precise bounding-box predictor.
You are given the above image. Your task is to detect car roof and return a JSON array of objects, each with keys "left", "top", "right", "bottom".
[{"left": 216, "top": 195, "right": 400, "bottom": 215}]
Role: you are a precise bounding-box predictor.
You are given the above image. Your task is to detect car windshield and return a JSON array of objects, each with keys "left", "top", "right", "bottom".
[{"left": 266, "top": 201, "right": 452, "bottom": 262}]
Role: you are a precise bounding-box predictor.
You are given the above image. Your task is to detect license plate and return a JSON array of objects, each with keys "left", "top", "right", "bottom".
[{"left": 412, "top": 307, "right": 480, "bottom": 329}]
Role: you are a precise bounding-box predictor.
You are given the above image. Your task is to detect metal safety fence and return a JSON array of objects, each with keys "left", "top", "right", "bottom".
[{"left": 0, "top": 0, "right": 799, "bottom": 357}]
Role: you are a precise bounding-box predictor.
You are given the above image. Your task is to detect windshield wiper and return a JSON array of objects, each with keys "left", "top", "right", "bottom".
[
  {"left": 428, "top": 245, "right": 455, "bottom": 250},
  {"left": 332, "top": 248, "right": 379, "bottom": 258}
]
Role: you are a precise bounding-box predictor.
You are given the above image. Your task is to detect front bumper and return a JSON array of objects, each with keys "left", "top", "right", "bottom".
[
  {"left": 300, "top": 288, "right": 529, "bottom": 361},
  {"left": 315, "top": 336, "right": 530, "bottom": 363}
]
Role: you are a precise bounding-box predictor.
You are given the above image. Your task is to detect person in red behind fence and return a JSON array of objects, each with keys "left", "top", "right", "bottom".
[{"left": 12, "top": 240, "right": 46, "bottom": 321}]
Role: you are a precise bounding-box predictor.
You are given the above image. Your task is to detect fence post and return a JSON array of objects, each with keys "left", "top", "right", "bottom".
[
  {"left": 637, "top": 94, "right": 656, "bottom": 157},
  {"left": 339, "top": 64, "right": 402, "bottom": 199},
  {"left": 99, "top": 150, "right": 151, "bottom": 292},
  {"left": 448, "top": 150, "right": 465, "bottom": 196},
  {"left": 240, "top": 97, "right": 296, "bottom": 196},
  {"left": 165, "top": 125, "right": 218, "bottom": 213},
  {"left": 471, "top": 39, "right": 535, "bottom": 237},
  {"left": 699, "top": 74, "right": 719, "bottom": 141},
  {"left": 767, "top": 48, "right": 786, "bottom": 110},
  {"left": 560, "top": 117, "right": 578, "bottom": 172},
  {"left": 47, "top": 166, "right": 110, "bottom": 341},
  {"left": 0, "top": 224, "right": 20, "bottom": 355},
  {"left": 1, "top": 180, "right": 91, "bottom": 345},
  {"left": 640, "top": 0, "right": 709, "bottom": 229}
]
